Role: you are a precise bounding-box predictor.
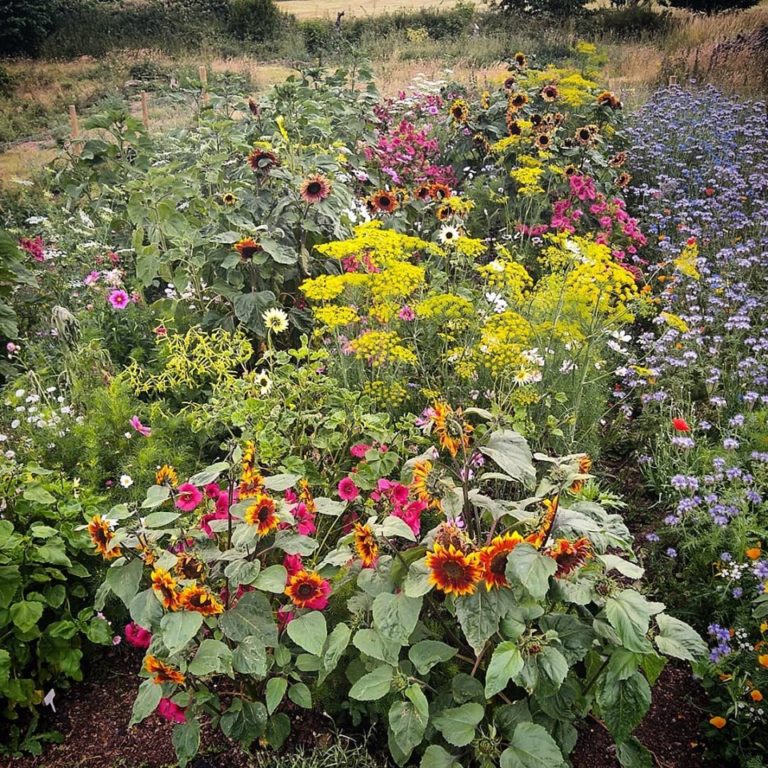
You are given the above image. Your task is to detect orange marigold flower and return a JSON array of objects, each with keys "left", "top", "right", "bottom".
[
  {"left": 478, "top": 532, "right": 527, "bottom": 590},
  {"left": 155, "top": 464, "right": 179, "bottom": 487},
  {"left": 354, "top": 522, "right": 378, "bottom": 568},
  {"left": 178, "top": 584, "right": 224, "bottom": 616},
  {"left": 709, "top": 716, "right": 726, "bottom": 729},
  {"left": 244, "top": 493, "right": 279, "bottom": 536},
  {"left": 426, "top": 543, "right": 482, "bottom": 597},
  {"left": 546, "top": 536, "right": 592, "bottom": 577},
  {"left": 145, "top": 655, "right": 185, "bottom": 685},
  {"left": 746, "top": 546, "right": 762, "bottom": 560},
  {"left": 285, "top": 569, "right": 331, "bottom": 610},
  {"left": 87, "top": 515, "right": 122, "bottom": 560},
  {"left": 432, "top": 401, "right": 473, "bottom": 458},
  {"left": 151, "top": 567, "right": 180, "bottom": 611},
  {"left": 751, "top": 689, "right": 763, "bottom": 702},
  {"left": 758, "top": 654, "right": 768, "bottom": 669}
]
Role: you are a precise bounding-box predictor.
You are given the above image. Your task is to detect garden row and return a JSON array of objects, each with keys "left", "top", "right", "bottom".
[{"left": 0, "top": 45, "right": 765, "bottom": 766}]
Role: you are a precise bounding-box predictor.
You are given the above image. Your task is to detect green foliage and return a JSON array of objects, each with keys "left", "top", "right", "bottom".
[
  {"left": 0, "top": 231, "right": 35, "bottom": 341},
  {"left": 228, "top": 0, "right": 286, "bottom": 42},
  {"left": 0, "top": 460, "right": 111, "bottom": 752},
  {"left": 0, "top": 0, "right": 63, "bottom": 57}
]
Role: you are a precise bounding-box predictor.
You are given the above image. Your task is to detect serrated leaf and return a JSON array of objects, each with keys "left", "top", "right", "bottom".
[
  {"left": 485, "top": 641, "right": 524, "bottom": 698},
  {"left": 597, "top": 672, "right": 651, "bottom": 742},
  {"left": 432, "top": 703, "right": 485, "bottom": 747},
  {"left": 408, "top": 640, "right": 457, "bottom": 674},
  {"left": 500, "top": 722, "right": 564, "bottom": 768},
  {"left": 654, "top": 613, "right": 707, "bottom": 662},
  {"left": 506, "top": 544, "right": 556, "bottom": 600},
  {"left": 349, "top": 664, "right": 394, "bottom": 701}
]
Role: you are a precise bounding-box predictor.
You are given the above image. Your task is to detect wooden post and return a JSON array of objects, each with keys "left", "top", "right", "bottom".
[
  {"left": 199, "top": 65, "right": 209, "bottom": 106},
  {"left": 668, "top": 75, "right": 678, "bottom": 86},
  {"left": 140, "top": 91, "right": 150, "bottom": 130},
  {"left": 69, "top": 104, "right": 79, "bottom": 140}
]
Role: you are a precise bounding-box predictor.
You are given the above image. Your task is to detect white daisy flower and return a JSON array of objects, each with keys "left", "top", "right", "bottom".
[{"left": 263, "top": 307, "right": 289, "bottom": 334}]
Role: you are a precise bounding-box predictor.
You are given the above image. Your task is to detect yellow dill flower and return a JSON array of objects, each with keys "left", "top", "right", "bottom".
[
  {"left": 350, "top": 330, "right": 416, "bottom": 366},
  {"left": 364, "top": 379, "right": 408, "bottom": 407},
  {"left": 454, "top": 237, "right": 487, "bottom": 260},
  {"left": 660, "top": 311, "right": 689, "bottom": 334},
  {"left": 416, "top": 293, "right": 475, "bottom": 325},
  {"left": 313, "top": 305, "right": 359, "bottom": 329}
]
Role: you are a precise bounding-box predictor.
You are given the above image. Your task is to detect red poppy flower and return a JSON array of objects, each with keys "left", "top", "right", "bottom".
[{"left": 672, "top": 418, "right": 690, "bottom": 432}]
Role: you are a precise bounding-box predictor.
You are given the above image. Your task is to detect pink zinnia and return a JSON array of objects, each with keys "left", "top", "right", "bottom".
[
  {"left": 284, "top": 553, "right": 303, "bottom": 575},
  {"left": 124, "top": 622, "right": 151, "bottom": 649},
  {"left": 129, "top": 415, "right": 151, "bottom": 437},
  {"left": 107, "top": 289, "right": 130, "bottom": 310},
  {"left": 350, "top": 443, "right": 371, "bottom": 459},
  {"left": 158, "top": 698, "right": 186, "bottom": 724},
  {"left": 175, "top": 482, "right": 203, "bottom": 511},
  {"left": 338, "top": 477, "right": 359, "bottom": 502}
]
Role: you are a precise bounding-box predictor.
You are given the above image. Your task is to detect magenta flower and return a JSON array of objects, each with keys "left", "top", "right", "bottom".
[
  {"left": 350, "top": 443, "right": 371, "bottom": 459},
  {"left": 158, "top": 698, "right": 186, "bottom": 724},
  {"left": 84, "top": 270, "right": 100, "bottom": 285},
  {"left": 175, "top": 482, "right": 203, "bottom": 511},
  {"left": 283, "top": 553, "right": 303, "bottom": 575},
  {"left": 398, "top": 305, "right": 416, "bottom": 321},
  {"left": 124, "top": 622, "right": 151, "bottom": 649},
  {"left": 107, "top": 289, "right": 130, "bottom": 310},
  {"left": 129, "top": 416, "right": 151, "bottom": 437},
  {"left": 338, "top": 476, "right": 360, "bottom": 502}
]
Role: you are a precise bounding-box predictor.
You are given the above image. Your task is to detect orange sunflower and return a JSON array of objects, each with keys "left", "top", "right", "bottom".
[
  {"left": 234, "top": 237, "right": 262, "bottom": 260},
  {"left": 540, "top": 84, "right": 559, "bottom": 102},
  {"left": 175, "top": 552, "right": 206, "bottom": 581},
  {"left": 178, "top": 584, "right": 224, "bottom": 616},
  {"left": 369, "top": 190, "right": 399, "bottom": 214},
  {"left": 354, "top": 522, "right": 378, "bottom": 568},
  {"left": 429, "top": 182, "right": 452, "bottom": 200},
  {"left": 247, "top": 147, "right": 279, "bottom": 173},
  {"left": 155, "top": 464, "right": 179, "bottom": 488},
  {"left": 509, "top": 92, "right": 528, "bottom": 111},
  {"left": 285, "top": 569, "right": 331, "bottom": 610},
  {"left": 596, "top": 91, "right": 622, "bottom": 109},
  {"left": 433, "top": 401, "right": 473, "bottom": 458},
  {"left": 151, "top": 567, "right": 180, "bottom": 611},
  {"left": 87, "top": 515, "right": 121, "bottom": 560},
  {"left": 529, "top": 495, "right": 559, "bottom": 550},
  {"left": 478, "top": 532, "right": 528, "bottom": 590},
  {"left": 426, "top": 543, "right": 482, "bottom": 597},
  {"left": 244, "top": 493, "right": 279, "bottom": 536},
  {"left": 145, "top": 655, "right": 185, "bottom": 685},
  {"left": 415, "top": 183, "right": 432, "bottom": 201},
  {"left": 300, "top": 174, "right": 332, "bottom": 204},
  {"left": 410, "top": 459, "right": 443, "bottom": 509},
  {"left": 534, "top": 133, "right": 553, "bottom": 152},
  {"left": 514, "top": 51, "right": 527, "bottom": 68},
  {"left": 546, "top": 537, "right": 592, "bottom": 577},
  {"left": 449, "top": 98, "right": 469, "bottom": 123}
]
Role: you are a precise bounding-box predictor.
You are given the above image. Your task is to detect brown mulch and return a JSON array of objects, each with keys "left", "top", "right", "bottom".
[{"left": 1, "top": 645, "right": 714, "bottom": 768}]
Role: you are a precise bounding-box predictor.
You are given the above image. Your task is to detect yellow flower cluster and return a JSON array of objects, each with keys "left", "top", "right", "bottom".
[
  {"left": 364, "top": 379, "right": 408, "bottom": 407},
  {"left": 477, "top": 310, "right": 533, "bottom": 377},
  {"left": 521, "top": 68, "right": 599, "bottom": 107},
  {"left": 123, "top": 327, "right": 253, "bottom": 396},
  {"left": 660, "top": 311, "right": 689, "bottom": 334},
  {"left": 369, "top": 261, "right": 426, "bottom": 302},
  {"left": 313, "top": 305, "right": 359, "bottom": 329},
  {"left": 510, "top": 166, "right": 545, "bottom": 196},
  {"left": 350, "top": 330, "right": 416, "bottom": 366},
  {"left": 416, "top": 293, "right": 475, "bottom": 324},
  {"left": 454, "top": 237, "right": 487, "bottom": 260},
  {"left": 674, "top": 240, "right": 700, "bottom": 280},
  {"left": 477, "top": 250, "right": 533, "bottom": 304}
]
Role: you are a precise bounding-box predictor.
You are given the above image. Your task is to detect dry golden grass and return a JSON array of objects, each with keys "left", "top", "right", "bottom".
[{"left": 276, "top": 0, "right": 463, "bottom": 19}]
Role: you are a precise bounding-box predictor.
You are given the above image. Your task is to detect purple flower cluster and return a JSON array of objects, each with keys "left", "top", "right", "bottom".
[{"left": 708, "top": 623, "right": 732, "bottom": 663}]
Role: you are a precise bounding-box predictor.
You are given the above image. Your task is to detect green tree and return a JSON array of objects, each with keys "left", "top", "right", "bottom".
[{"left": 0, "top": 0, "right": 62, "bottom": 57}]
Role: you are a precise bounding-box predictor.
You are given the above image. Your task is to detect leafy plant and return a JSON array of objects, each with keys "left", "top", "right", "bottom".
[{"left": 0, "top": 231, "right": 35, "bottom": 341}]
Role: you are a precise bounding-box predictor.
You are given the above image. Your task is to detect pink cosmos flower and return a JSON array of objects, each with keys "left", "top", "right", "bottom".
[
  {"left": 398, "top": 305, "right": 416, "bottom": 321},
  {"left": 338, "top": 477, "right": 360, "bottom": 502},
  {"left": 158, "top": 698, "right": 186, "bottom": 724},
  {"left": 84, "top": 270, "right": 100, "bottom": 285},
  {"left": 283, "top": 553, "right": 303, "bottom": 575},
  {"left": 350, "top": 443, "right": 371, "bottom": 459},
  {"left": 107, "top": 289, "right": 130, "bottom": 310},
  {"left": 124, "top": 622, "right": 151, "bottom": 649},
  {"left": 129, "top": 416, "right": 151, "bottom": 437},
  {"left": 175, "top": 482, "right": 203, "bottom": 511}
]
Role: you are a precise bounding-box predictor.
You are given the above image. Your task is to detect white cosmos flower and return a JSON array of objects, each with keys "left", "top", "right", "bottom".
[
  {"left": 119, "top": 474, "right": 133, "bottom": 488},
  {"left": 263, "top": 308, "right": 289, "bottom": 334}
]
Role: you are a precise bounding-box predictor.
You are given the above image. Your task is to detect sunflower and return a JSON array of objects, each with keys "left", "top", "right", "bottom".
[
  {"left": 234, "top": 237, "right": 262, "bottom": 260},
  {"left": 239, "top": 472, "right": 265, "bottom": 499},
  {"left": 298, "top": 479, "right": 317, "bottom": 516},
  {"left": 530, "top": 495, "right": 559, "bottom": 550},
  {"left": 449, "top": 98, "right": 469, "bottom": 123},
  {"left": 255, "top": 370, "right": 272, "bottom": 395},
  {"left": 503, "top": 75, "right": 516, "bottom": 91},
  {"left": 426, "top": 543, "right": 482, "bottom": 597},
  {"left": 569, "top": 455, "right": 592, "bottom": 493},
  {"left": 415, "top": 183, "right": 432, "bottom": 201},
  {"left": 563, "top": 164, "right": 578, "bottom": 177},
  {"left": 155, "top": 464, "right": 179, "bottom": 488},
  {"left": 509, "top": 92, "right": 528, "bottom": 110},
  {"left": 433, "top": 401, "right": 473, "bottom": 458},
  {"left": 513, "top": 51, "right": 527, "bottom": 68},
  {"left": 439, "top": 225, "right": 460, "bottom": 245},
  {"left": 575, "top": 126, "right": 593, "bottom": 145},
  {"left": 247, "top": 147, "right": 279, "bottom": 173},
  {"left": 178, "top": 584, "right": 224, "bottom": 616},
  {"left": 534, "top": 133, "right": 553, "bottom": 151},
  {"left": 244, "top": 492, "right": 279, "bottom": 536},
  {"left": 410, "top": 459, "right": 443, "bottom": 509},
  {"left": 478, "top": 532, "right": 527, "bottom": 590},
  {"left": 145, "top": 655, "right": 185, "bottom": 685},
  {"left": 87, "top": 515, "right": 121, "bottom": 560},
  {"left": 247, "top": 97, "right": 260, "bottom": 116},
  {"left": 175, "top": 552, "right": 206, "bottom": 581},
  {"left": 369, "top": 190, "right": 399, "bottom": 214},
  {"left": 285, "top": 569, "right": 330, "bottom": 609},
  {"left": 354, "top": 522, "right": 379, "bottom": 568},
  {"left": 596, "top": 91, "right": 622, "bottom": 109},
  {"left": 616, "top": 171, "right": 632, "bottom": 188},
  {"left": 429, "top": 182, "right": 452, "bottom": 200},
  {"left": 546, "top": 537, "right": 592, "bottom": 577},
  {"left": 507, "top": 119, "right": 523, "bottom": 136},
  {"left": 221, "top": 192, "right": 237, "bottom": 205},
  {"left": 151, "top": 567, "right": 180, "bottom": 610},
  {"left": 609, "top": 151, "right": 627, "bottom": 168},
  {"left": 300, "top": 174, "right": 332, "bottom": 204},
  {"left": 263, "top": 307, "right": 289, "bottom": 333},
  {"left": 435, "top": 203, "right": 452, "bottom": 222},
  {"left": 540, "top": 84, "right": 559, "bottom": 102}
]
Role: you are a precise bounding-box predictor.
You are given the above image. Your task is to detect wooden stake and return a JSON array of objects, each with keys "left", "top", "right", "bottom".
[
  {"left": 69, "top": 104, "right": 79, "bottom": 139},
  {"left": 668, "top": 75, "right": 678, "bottom": 86},
  {"left": 141, "top": 91, "right": 149, "bottom": 130},
  {"left": 199, "top": 65, "right": 209, "bottom": 105}
]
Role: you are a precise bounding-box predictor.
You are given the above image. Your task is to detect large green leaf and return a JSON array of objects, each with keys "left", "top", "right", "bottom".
[
  {"left": 455, "top": 588, "right": 502, "bottom": 656},
  {"left": 105, "top": 558, "right": 143, "bottom": 608},
  {"left": 319, "top": 622, "right": 351, "bottom": 684},
  {"left": 605, "top": 590, "right": 663, "bottom": 654},
  {"left": 286, "top": 611, "right": 327, "bottom": 656},
  {"left": 172, "top": 719, "right": 201, "bottom": 767},
  {"left": 408, "top": 640, "right": 457, "bottom": 675},
  {"left": 421, "top": 745, "right": 462, "bottom": 768},
  {"left": 388, "top": 686, "right": 429, "bottom": 761},
  {"left": 129, "top": 678, "right": 162, "bottom": 726},
  {"left": 654, "top": 614, "right": 707, "bottom": 662},
  {"left": 188, "top": 639, "right": 233, "bottom": 677},
  {"left": 485, "top": 641, "right": 524, "bottom": 698},
  {"left": 266, "top": 677, "right": 288, "bottom": 715},
  {"left": 597, "top": 671, "right": 652, "bottom": 742},
  {"left": 373, "top": 592, "right": 422, "bottom": 646},
  {"left": 354, "top": 628, "right": 402, "bottom": 666},
  {"left": 479, "top": 430, "right": 535, "bottom": 488},
  {"left": 232, "top": 636, "right": 267, "bottom": 677},
  {"left": 506, "top": 545, "right": 556, "bottom": 601},
  {"left": 160, "top": 611, "right": 203, "bottom": 655},
  {"left": 219, "top": 591, "right": 278, "bottom": 647},
  {"left": 10, "top": 600, "right": 43, "bottom": 633},
  {"left": 432, "top": 703, "right": 485, "bottom": 747},
  {"left": 500, "top": 722, "right": 565, "bottom": 768},
  {"left": 349, "top": 664, "right": 394, "bottom": 701}
]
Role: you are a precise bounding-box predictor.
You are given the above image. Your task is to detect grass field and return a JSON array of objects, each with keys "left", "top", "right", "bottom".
[{"left": 276, "top": 0, "right": 465, "bottom": 19}]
